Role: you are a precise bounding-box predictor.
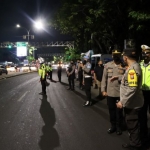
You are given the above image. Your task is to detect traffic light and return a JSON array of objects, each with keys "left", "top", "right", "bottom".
[{"left": 8, "top": 45, "right": 12, "bottom": 48}]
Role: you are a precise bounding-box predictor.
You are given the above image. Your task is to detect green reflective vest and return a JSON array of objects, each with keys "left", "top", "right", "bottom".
[
  {"left": 140, "top": 61, "right": 150, "bottom": 90},
  {"left": 46, "top": 65, "right": 52, "bottom": 71},
  {"left": 38, "top": 63, "right": 46, "bottom": 79}
]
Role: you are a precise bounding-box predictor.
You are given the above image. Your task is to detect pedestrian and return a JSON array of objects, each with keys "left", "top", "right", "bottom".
[
  {"left": 57, "top": 62, "right": 62, "bottom": 82},
  {"left": 94, "top": 60, "right": 104, "bottom": 97},
  {"left": 101, "top": 49, "right": 125, "bottom": 135},
  {"left": 82, "top": 56, "right": 92, "bottom": 106},
  {"left": 116, "top": 48, "right": 144, "bottom": 150},
  {"left": 38, "top": 57, "right": 49, "bottom": 95},
  {"left": 78, "top": 61, "right": 84, "bottom": 90},
  {"left": 66, "top": 60, "right": 76, "bottom": 90},
  {"left": 140, "top": 45, "right": 150, "bottom": 147}
]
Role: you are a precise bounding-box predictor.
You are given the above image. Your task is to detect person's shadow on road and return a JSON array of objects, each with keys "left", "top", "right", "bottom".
[{"left": 39, "top": 95, "right": 60, "bottom": 150}]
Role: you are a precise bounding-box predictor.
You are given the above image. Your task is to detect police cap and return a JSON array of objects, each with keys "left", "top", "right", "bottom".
[
  {"left": 122, "top": 48, "right": 137, "bottom": 57},
  {"left": 141, "top": 45, "right": 150, "bottom": 52},
  {"left": 112, "top": 49, "right": 121, "bottom": 55}
]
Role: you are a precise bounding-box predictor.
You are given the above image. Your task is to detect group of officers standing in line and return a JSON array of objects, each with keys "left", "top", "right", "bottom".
[
  {"left": 66, "top": 45, "right": 150, "bottom": 150},
  {"left": 78, "top": 45, "right": 150, "bottom": 150},
  {"left": 37, "top": 45, "right": 150, "bottom": 150}
]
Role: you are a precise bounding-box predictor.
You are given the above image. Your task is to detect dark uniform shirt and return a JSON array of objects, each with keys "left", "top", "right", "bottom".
[{"left": 94, "top": 65, "right": 104, "bottom": 81}]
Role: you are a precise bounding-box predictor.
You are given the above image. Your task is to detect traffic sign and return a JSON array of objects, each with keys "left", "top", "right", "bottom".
[{"left": 17, "top": 42, "right": 28, "bottom": 47}]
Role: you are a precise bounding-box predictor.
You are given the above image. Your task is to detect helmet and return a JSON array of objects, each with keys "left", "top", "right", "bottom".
[{"left": 38, "top": 57, "right": 45, "bottom": 64}]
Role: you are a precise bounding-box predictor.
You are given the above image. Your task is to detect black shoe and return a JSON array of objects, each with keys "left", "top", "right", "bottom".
[
  {"left": 39, "top": 92, "right": 46, "bottom": 95},
  {"left": 83, "top": 101, "right": 92, "bottom": 107},
  {"left": 107, "top": 127, "right": 116, "bottom": 134},
  {"left": 122, "top": 143, "right": 142, "bottom": 150},
  {"left": 116, "top": 128, "right": 122, "bottom": 135}
]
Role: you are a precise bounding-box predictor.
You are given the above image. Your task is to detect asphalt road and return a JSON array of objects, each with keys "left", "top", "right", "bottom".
[{"left": 0, "top": 71, "right": 136, "bottom": 150}]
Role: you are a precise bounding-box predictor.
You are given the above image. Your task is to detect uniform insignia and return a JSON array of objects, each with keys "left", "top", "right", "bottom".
[{"left": 128, "top": 69, "right": 137, "bottom": 87}]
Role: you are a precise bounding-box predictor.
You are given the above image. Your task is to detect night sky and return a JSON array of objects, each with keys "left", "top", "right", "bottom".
[{"left": 0, "top": 0, "right": 72, "bottom": 42}]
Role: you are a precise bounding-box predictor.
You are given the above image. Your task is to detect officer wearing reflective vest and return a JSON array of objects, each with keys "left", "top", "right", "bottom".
[
  {"left": 116, "top": 48, "right": 144, "bottom": 149},
  {"left": 38, "top": 57, "right": 48, "bottom": 95},
  {"left": 82, "top": 55, "right": 92, "bottom": 106},
  {"left": 140, "top": 45, "right": 150, "bottom": 146},
  {"left": 101, "top": 49, "right": 125, "bottom": 135}
]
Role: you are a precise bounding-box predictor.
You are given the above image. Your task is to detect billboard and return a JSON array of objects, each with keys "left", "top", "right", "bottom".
[{"left": 17, "top": 42, "right": 28, "bottom": 57}]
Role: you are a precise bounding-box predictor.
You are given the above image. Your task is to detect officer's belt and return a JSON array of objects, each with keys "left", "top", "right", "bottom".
[{"left": 84, "top": 75, "right": 91, "bottom": 78}]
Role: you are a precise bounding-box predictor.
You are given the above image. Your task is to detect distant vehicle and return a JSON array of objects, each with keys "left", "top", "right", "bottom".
[
  {"left": 91, "top": 54, "right": 112, "bottom": 69},
  {"left": 0, "top": 65, "right": 8, "bottom": 75}
]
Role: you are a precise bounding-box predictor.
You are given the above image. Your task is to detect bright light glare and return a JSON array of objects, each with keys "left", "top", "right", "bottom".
[
  {"left": 16, "top": 24, "right": 20, "bottom": 28},
  {"left": 35, "top": 21, "right": 44, "bottom": 29}
]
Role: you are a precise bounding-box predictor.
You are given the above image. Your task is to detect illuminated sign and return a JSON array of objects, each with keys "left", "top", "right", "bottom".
[{"left": 17, "top": 42, "right": 28, "bottom": 57}]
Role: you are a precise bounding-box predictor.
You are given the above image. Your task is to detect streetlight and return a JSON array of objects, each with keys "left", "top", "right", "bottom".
[{"left": 16, "top": 24, "right": 34, "bottom": 42}]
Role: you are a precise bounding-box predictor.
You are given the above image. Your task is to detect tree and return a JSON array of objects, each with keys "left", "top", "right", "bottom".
[{"left": 53, "top": 0, "right": 150, "bottom": 54}]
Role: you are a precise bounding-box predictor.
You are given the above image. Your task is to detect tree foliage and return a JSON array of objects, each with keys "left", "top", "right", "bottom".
[{"left": 53, "top": 0, "right": 150, "bottom": 54}]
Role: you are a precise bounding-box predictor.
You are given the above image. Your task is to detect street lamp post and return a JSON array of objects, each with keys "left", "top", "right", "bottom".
[{"left": 16, "top": 24, "right": 34, "bottom": 42}]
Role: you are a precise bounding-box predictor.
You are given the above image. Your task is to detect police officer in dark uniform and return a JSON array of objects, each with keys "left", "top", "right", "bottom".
[
  {"left": 82, "top": 56, "right": 92, "bottom": 106},
  {"left": 57, "top": 62, "right": 62, "bottom": 82},
  {"left": 117, "top": 48, "right": 144, "bottom": 150},
  {"left": 66, "top": 60, "right": 76, "bottom": 90},
  {"left": 101, "top": 49, "right": 125, "bottom": 135}
]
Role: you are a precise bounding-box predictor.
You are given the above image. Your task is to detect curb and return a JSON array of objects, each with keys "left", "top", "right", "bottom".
[{"left": 0, "top": 71, "right": 37, "bottom": 80}]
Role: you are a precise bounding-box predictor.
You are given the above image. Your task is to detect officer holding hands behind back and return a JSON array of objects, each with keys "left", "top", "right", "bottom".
[
  {"left": 82, "top": 55, "right": 92, "bottom": 107},
  {"left": 101, "top": 49, "right": 125, "bottom": 135}
]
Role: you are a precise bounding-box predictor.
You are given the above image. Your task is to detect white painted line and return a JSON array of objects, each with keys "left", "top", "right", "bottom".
[{"left": 17, "top": 91, "right": 28, "bottom": 102}]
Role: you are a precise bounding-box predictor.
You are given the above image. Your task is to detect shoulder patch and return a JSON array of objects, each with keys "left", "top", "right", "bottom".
[{"left": 128, "top": 69, "right": 138, "bottom": 87}]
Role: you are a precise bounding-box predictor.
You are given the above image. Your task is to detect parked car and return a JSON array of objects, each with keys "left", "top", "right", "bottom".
[{"left": 0, "top": 65, "right": 8, "bottom": 75}]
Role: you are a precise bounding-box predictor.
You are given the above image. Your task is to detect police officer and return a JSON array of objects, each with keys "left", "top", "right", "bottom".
[
  {"left": 82, "top": 56, "right": 92, "bottom": 106},
  {"left": 140, "top": 45, "right": 150, "bottom": 147},
  {"left": 57, "top": 62, "right": 62, "bottom": 82},
  {"left": 49, "top": 64, "right": 53, "bottom": 81},
  {"left": 38, "top": 57, "right": 48, "bottom": 95},
  {"left": 66, "top": 60, "right": 76, "bottom": 90},
  {"left": 101, "top": 49, "right": 125, "bottom": 135},
  {"left": 116, "top": 48, "right": 144, "bottom": 150}
]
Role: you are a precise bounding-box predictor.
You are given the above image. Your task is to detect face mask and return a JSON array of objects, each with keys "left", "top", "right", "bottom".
[
  {"left": 83, "top": 60, "right": 86, "bottom": 65},
  {"left": 113, "top": 56, "right": 120, "bottom": 62},
  {"left": 142, "top": 52, "right": 150, "bottom": 60}
]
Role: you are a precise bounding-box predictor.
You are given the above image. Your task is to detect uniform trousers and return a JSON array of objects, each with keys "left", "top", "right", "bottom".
[
  {"left": 68, "top": 76, "right": 75, "bottom": 89},
  {"left": 107, "top": 96, "right": 123, "bottom": 129},
  {"left": 57, "top": 72, "right": 61, "bottom": 82},
  {"left": 124, "top": 108, "right": 141, "bottom": 147},
  {"left": 84, "top": 77, "right": 92, "bottom": 102},
  {"left": 78, "top": 73, "right": 83, "bottom": 88},
  {"left": 40, "top": 76, "right": 46, "bottom": 94},
  {"left": 140, "top": 90, "right": 150, "bottom": 142},
  {"left": 49, "top": 71, "right": 52, "bottom": 80}
]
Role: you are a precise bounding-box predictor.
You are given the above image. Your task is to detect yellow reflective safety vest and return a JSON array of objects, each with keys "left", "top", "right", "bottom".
[
  {"left": 140, "top": 61, "right": 150, "bottom": 90},
  {"left": 38, "top": 63, "right": 46, "bottom": 79}
]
